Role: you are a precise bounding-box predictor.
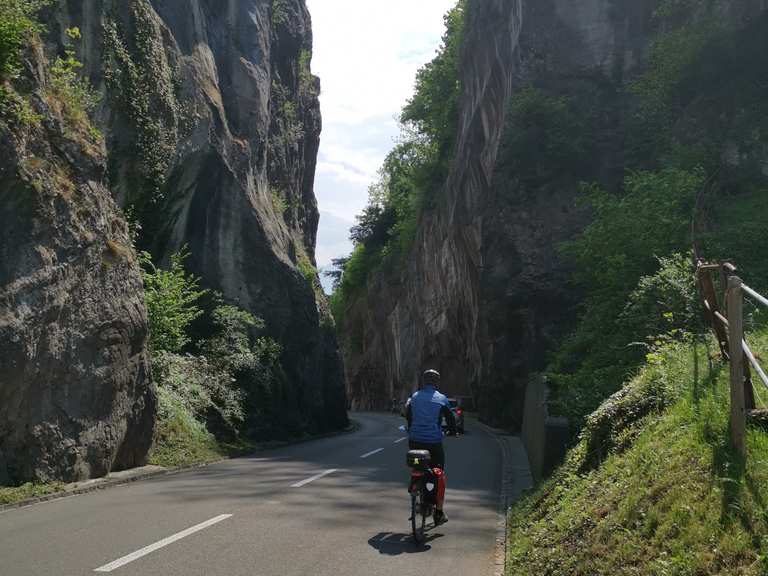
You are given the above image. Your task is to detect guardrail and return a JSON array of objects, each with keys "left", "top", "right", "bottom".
[{"left": 696, "top": 260, "right": 768, "bottom": 457}]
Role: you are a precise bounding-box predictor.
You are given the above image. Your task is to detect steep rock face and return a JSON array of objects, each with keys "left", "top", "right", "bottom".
[
  {"left": 49, "top": 0, "right": 347, "bottom": 434},
  {"left": 0, "top": 0, "right": 344, "bottom": 485},
  {"left": 474, "top": 0, "right": 658, "bottom": 426},
  {"left": 0, "top": 44, "right": 154, "bottom": 483},
  {"left": 477, "top": 0, "right": 767, "bottom": 427},
  {"left": 342, "top": 0, "right": 767, "bottom": 426},
  {"left": 344, "top": 0, "right": 523, "bottom": 408}
]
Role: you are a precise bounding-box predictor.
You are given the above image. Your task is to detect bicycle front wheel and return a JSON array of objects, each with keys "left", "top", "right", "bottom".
[{"left": 411, "top": 490, "right": 427, "bottom": 544}]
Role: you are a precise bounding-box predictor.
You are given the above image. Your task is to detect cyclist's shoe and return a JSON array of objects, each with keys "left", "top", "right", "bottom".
[{"left": 434, "top": 510, "right": 448, "bottom": 525}]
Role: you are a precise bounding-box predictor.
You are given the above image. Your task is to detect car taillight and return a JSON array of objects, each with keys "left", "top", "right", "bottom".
[{"left": 456, "top": 409, "right": 463, "bottom": 415}]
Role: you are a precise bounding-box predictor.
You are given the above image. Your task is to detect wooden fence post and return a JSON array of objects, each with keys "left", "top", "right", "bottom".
[{"left": 727, "top": 275, "right": 746, "bottom": 458}]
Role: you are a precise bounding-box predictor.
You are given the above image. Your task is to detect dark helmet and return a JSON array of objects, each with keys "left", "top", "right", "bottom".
[{"left": 422, "top": 369, "right": 441, "bottom": 388}]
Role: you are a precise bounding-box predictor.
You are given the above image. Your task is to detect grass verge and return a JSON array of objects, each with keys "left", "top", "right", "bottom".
[
  {"left": 0, "top": 482, "right": 65, "bottom": 505},
  {"left": 508, "top": 331, "right": 768, "bottom": 575}
]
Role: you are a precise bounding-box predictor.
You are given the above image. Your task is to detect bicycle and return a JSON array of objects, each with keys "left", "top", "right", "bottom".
[{"left": 406, "top": 449, "right": 440, "bottom": 544}]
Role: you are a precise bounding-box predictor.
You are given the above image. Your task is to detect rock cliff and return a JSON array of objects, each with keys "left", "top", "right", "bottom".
[
  {"left": 340, "top": 0, "right": 767, "bottom": 426},
  {"left": 343, "top": 0, "right": 523, "bottom": 410},
  {"left": 0, "top": 40, "right": 154, "bottom": 483},
  {"left": 68, "top": 0, "right": 347, "bottom": 433},
  {"left": 0, "top": 0, "right": 345, "bottom": 484}
]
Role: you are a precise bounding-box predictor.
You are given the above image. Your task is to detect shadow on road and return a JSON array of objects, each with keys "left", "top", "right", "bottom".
[{"left": 368, "top": 531, "right": 444, "bottom": 555}]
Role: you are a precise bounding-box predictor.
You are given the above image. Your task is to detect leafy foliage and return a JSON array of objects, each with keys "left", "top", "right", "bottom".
[
  {"left": 141, "top": 245, "right": 287, "bottom": 461},
  {"left": 499, "top": 85, "right": 596, "bottom": 189},
  {"left": 152, "top": 351, "right": 244, "bottom": 441},
  {"left": 543, "top": 9, "right": 768, "bottom": 427},
  {"left": 46, "top": 28, "right": 101, "bottom": 140},
  {"left": 548, "top": 169, "right": 703, "bottom": 424},
  {"left": 0, "top": 480, "right": 64, "bottom": 505},
  {"left": 103, "top": 6, "right": 189, "bottom": 237},
  {"left": 0, "top": 0, "right": 48, "bottom": 125},
  {"left": 508, "top": 334, "right": 768, "bottom": 575},
  {"left": 140, "top": 247, "right": 208, "bottom": 354},
  {"left": 400, "top": 1, "right": 466, "bottom": 162},
  {"left": 271, "top": 0, "right": 290, "bottom": 27},
  {"left": 0, "top": 0, "right": 48, "bottom": 80},
  {"left": 331, "top": 1, "right": 465, "bottom": 314},
  {"left": 150, "top": 383, "right": 224, "bottom": 468}
]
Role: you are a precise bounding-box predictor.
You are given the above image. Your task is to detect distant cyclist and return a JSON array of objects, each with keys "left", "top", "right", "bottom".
[{"left": 405, "top": 369, "right": 456, "bottom": 525}]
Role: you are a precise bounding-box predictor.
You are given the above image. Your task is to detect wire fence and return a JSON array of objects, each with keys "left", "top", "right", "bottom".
[{"left": 696, "top": 260, "right": 768, "bottom": 457}]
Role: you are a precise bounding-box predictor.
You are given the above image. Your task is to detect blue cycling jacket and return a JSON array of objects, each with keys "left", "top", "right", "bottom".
[{"left": 406, "top": 386, "right": 453, "bottom": 443}]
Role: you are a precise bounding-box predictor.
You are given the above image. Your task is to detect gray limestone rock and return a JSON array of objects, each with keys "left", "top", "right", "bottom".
[{"left": 0, "top": 45, "right": 155, "bottom": 483}]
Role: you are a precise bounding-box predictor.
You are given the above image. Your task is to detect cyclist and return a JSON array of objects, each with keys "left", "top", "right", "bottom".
[{"left": 405, "top": 369, "right": 456, "bottom": 525}]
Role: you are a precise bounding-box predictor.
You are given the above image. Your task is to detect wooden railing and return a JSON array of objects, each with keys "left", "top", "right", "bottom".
[{"left": 696, "top": 260, "right": 768, "bottom": 457}]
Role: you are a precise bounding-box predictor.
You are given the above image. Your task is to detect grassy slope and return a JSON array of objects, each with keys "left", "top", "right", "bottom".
[{"left": 508, "top": 331, "right": 768, "bottom": 576}]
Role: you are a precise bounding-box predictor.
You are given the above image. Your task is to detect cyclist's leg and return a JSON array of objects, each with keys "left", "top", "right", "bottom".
[{"left": 430, "top": 443, "right": 446, "bottom": 511}]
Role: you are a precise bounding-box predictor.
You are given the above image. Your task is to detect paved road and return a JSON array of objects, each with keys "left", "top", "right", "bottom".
[{"left": 0, "top": 413, "right": 526, "bottom": 576}]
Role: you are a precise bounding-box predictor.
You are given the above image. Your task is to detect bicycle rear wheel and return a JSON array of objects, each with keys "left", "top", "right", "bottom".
[{"left": 410, "top": 490, "right": 427, "bottom": 544}]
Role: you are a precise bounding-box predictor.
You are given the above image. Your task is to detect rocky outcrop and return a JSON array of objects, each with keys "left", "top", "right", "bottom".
[
  {"left": 53, "top": 0, "right": 347, "bottom": 434},
  {"left": 343, "top": 0, "right": 524, "bottom": 409},
  {"left": 341, "top": 0, "right": 768, "bottom": 428},
  {"left": 0, "top": 44, "right": 154, "bottom": 484},
  {"left": 0, "top": 0, "right": 345, "bottom": 484}
]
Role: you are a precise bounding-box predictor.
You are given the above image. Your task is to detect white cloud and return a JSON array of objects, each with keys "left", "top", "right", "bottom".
[
  {"left": 306, "top": 0, "right": 457, "bottom": 263},
  {"left": 316, "top": 161, "right": 371, "bottom": 186},
  {"left": 316, "top": 211, "right": 355, "bottom": 269}
]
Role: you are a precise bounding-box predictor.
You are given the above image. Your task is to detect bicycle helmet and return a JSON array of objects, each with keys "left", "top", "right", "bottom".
[{"left": 422, "top": 369, "right": 441, "bottom": 388}]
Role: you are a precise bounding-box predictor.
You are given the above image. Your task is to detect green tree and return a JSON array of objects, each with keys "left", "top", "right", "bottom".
[
  {"left": 140, "top": 247, "right": 208, "bottom": 353},
  {"left": 0, "top": 0, "right": 48, "bottom": 80},
  {"left": 330, "top": 0, "right": 466, "bottom": 311},
  {"left": 401, "top": 0, "right": 466, "bottom": 161},
  {"left": 548, "top": 169, "right": 705, "bottom": 424}
]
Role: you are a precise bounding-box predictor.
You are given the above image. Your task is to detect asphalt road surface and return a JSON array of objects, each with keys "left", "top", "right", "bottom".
[{"left": 0, "top": 413, "right": 523, "bottom": 576}]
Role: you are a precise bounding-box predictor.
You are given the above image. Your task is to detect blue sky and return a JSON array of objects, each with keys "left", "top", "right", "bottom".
[{"left": 305, "top": 0, "right": 457, "bottom": 279}]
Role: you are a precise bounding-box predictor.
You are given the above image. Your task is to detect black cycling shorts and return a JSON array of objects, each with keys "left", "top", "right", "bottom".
[{"left": 408, "top": 440, "right": 445, "bottom": 470}]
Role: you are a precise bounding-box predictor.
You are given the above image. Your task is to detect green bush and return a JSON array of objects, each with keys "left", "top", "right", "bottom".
[
  {"left": 0, "top": 481, "right": 65, "bottom": 504},
  {"left": 46, "top": 28, "right": 100, "bottom": 137},
  {"left": 140, "top": 247, "right": 208, "bottom": 354},
  {"left": 150, "top": 298, "right": 284, "bottom": 464},
  {"left": 152, "top": 351, "right": 245, "bottom": 438},
  {"left": 0, "top": 0, "right": 48, "bottom": 80},
  {"left": 621, "top": 252, "right": 702, "bottom": 343},
  {"left": 542, "top": 8, "right": 768, "bottom": 431},
  {"left": 499, "top": 85, "right": 595, "bottom": 189},
  {"left": 548, "top": 169, "right": 704, "bottom": 425},
  {"left": 149, "top": 384, "right": 223, "bottom": 468}
]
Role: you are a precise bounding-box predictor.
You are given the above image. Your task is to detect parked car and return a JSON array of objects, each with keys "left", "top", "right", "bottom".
[{"left": 447, "top": 398, "right": 465, "bottom": 434}]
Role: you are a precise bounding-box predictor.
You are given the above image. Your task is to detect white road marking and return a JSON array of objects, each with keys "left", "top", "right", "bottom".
[
  {"left": 394, "top": 437, "right": 408, "bottom": 444},
  {"left": 93, "top": 514, "right": 233, "bottom": 572},
  {"left": 360, "top": 448, "right": 384, "bottom": 459},
  {"left": 291, "top": 469, "right": 338, "bottom": 488}
]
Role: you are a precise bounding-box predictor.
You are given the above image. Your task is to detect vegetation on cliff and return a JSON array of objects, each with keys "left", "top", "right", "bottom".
[
  {"left": 330, "top": 0, "right": 465, "bottom": 322},
  {"left": 513, "top": 4, "right": 768, "bottom": 427},
  {"left": 140, "top": 250, "right": 286, "bottom": 468},
  {"left": 504, "top": 6, "right": 768, "bottom": 569}
]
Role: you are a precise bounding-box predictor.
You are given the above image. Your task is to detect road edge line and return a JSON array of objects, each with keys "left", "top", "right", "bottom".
[
  {"left": 0, "top": 419, "right": 361, "bottom": 514},
  {"left": 472, "top": 417, "right": 532, "bottom": 576}
]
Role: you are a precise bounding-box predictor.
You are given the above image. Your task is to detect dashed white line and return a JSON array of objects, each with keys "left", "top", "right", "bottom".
[
  {"left": 360, "top": 448, "right": 384, "bottom": 459},
  {"left": 93, "top": 514, "right": 233, "bottom": 572},
  {"left": 394, "top": 437, "right": 408, "bottom": 444},
  {"left": 291, "top": 469, "right": 338, "bottom": 488}
]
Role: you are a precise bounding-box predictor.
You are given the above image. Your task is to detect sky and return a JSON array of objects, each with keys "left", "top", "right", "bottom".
[{"left": 305, "top": 0, "right": 457, "bottom": 282}]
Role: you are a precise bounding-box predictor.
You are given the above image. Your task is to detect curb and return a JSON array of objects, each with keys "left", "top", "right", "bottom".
[
  {"left": 472, "top": 418, "right": 533, "bottom": 576},
  {"left": 0, "top": 419, "right": 360, "bottom": 514}
]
